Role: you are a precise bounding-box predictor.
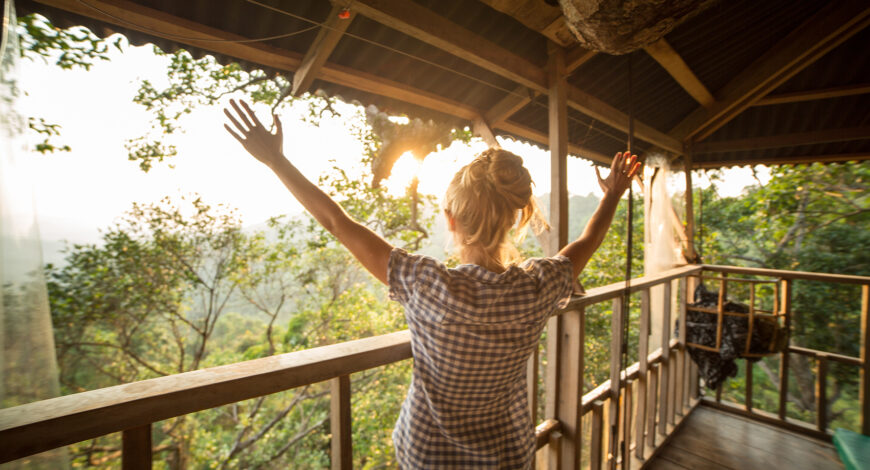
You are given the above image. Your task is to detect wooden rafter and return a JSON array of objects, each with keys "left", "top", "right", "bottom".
[
  {"left": 477, "top": 0, "right": 574, "bottom": 46},
  {"left": 495, "top": 120, "right": 611, "bottom": 165},
  {"left": 291, "top": 5, "right": 356, "bottom": 96},
  {"left": 349, "top": 0, "right": 681, "bottom": 154},
  {"left": 753, "top": 83, "right": 870, "bottom": 106},
  {"left": 693, "top": 127, "right": 870, "bottom": 154},
  {"left": 644, "top": 38, "right": 714, "bottom": 107},
  {"left": 483, "top": 86, "right": 536, "bottom": 126},
  {"left": 568, "top": 86, "right": 682, "bottom": 154},
  {"left": 31, "top": 0, "right": 481, "bottom": 119},
  {"left": 692, "top": 153, "right": 870, "bottom": 169},
  {"left": 669, "top": 0, "right": 870, "bottom": 144},
  {"left": 348, "top": 0, "right": 547, "bottom": 92},
  {"left": 565, "top": 46, "right": 597, "bottom": 75}
]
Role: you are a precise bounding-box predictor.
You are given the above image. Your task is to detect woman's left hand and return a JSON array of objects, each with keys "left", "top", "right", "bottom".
[
  {"left": 224, "top": 99, "right": 285, "bottom": 168},
  {"left": 595, "top": 151, "right": 641, "bottom": 198}
]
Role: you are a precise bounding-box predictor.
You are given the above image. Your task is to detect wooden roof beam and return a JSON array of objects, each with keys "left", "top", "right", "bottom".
[
  {"left": 348, "top": 0, "right": 547, "bottom": 92},
  {"left": 669, "top": 0, "right": 870, "bottom": 144},
  {"left": 753, "top": 83, "right": 870, "bottom": 106},
  {"left": 495, "top": 120, "right": 611, "bottom": 165},
  {"left": 693, "top": 153, "right": 870, "bottom": 169},
  {"left": 565, "top": 47, "right": 597, "bottom": 75},
  {"left": 291, "top": 5, "right": 356, "bottom": 96},
  {"left": 483, "top": 86, "right": 537, "bottom": 126},
  {"left": 350, "top": 0, "right": 680, "bottom": 154},
  {"left": 644, "top": 38, "right": 714, "bottom": 107},
  {"left": 32, "top": 0, "right": 480, "bottom": 122},
  {"left": 567, "top": 86, "right": 683, "bottom": 154},
  {"left": 693, "top": 127, "right": 870, "bottom": 154}
]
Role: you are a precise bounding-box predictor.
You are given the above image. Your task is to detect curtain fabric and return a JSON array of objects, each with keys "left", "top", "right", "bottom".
[{"left": 1, "top": 1, "right": 68, "bottom": 467}]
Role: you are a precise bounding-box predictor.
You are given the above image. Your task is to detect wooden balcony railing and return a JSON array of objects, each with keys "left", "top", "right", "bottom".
[{"left": 1, "top": 264, "right": 867, "bottom": 469}]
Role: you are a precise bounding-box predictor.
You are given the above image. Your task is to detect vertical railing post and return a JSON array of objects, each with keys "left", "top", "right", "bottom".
[
  {"left": 779, "top": 279, "right": 792, "bottom": 421},
  {"left": 552, "top": 307, "right": 585, "bottom": 469},
  {"left": 634, "top": 290, "right": 650, "bottom": 460},
  {"left": 746, "top": 361, "right": 754, "bottom": 412},
  {"left": 590, "top": 400, "right": 605, "bottom": 470},
  {"left": 608, "top": 297, "right": 625, "bottom": 470},
  {"left": 646, "top": 363, "right": 658, "bottom": 449},
  {"left": 676, "top": 277, "right": 688, "bottom": 412},
  {"left": 860, "top": 284, "right": 869, "bottom": 435},
  {"left": 331, "top": 375, "right": 352, "bottom": 470},
  {"left": 816, "top": 354, "right": 828, "bottom": 432},
  {"left": 659, "top": 282, "right": 672, "bottom": 437},
  {"left": 122, "top": 423, "right": 152, "bottom": 470}
]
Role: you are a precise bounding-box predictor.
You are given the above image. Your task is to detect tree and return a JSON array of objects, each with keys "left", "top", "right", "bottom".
[{"left": 696, "top": 161, "right": 869, "bottom": 431}]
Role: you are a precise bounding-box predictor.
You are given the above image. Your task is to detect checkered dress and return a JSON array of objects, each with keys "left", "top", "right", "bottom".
[{"left": 388, "top": 248, "right": 574, "bottom": 469}]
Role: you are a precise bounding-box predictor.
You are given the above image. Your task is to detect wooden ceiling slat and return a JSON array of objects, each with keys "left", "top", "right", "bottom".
[
  {"left": 291, "top": 5, "right": 356, "bottom": 96},
  {"left": 693, "top": 127, "right": 870, "bottom": 154},
  {"left": 644, "top": 38, "right": 714, "bottom": 107},
  {"left": 669, "top": 0, "right": 870, "bottom": 144},
  {"left": 484, "top": 86, "right": 536, "bottom": 126},
  {"left": 753, "top": 84, "right": 870, "bottom": 106}
]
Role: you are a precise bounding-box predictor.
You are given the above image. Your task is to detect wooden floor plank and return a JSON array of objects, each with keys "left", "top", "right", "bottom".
[{"left": 645, "top": 406, "right": 843, "bottom": 470}]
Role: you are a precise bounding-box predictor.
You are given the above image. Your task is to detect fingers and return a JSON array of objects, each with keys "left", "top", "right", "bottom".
[
  {"left": 273, "top": 113, "right": 283, "bottom": 138},
  {"left": 230, "top": 99, "right": 255, "bottom": 130},
  {"left": 223, "top": 107, "right": 247, "bottom": 135},
  {"left": 240, "top": 100, "right": 263, "bottom": 129},
  {"left": 224, "top": 123, "right": 244, "bottom": 143}
]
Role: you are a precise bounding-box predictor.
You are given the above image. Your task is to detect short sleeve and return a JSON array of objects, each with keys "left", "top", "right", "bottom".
[
  {"left": 387, "top": 248, "right": 445, "bottom": 305},
  {"left": 523, "top": 255, "right": 575, "bottom": 311}
]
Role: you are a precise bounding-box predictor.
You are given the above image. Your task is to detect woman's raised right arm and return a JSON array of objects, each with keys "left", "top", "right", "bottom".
[{"left": 224, "top": 99, "right": 394, "bottom": 285}]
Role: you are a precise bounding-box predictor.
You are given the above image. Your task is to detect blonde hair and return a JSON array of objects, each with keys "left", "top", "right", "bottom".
[{"left": 444, "top": 148, "right": 548, "bottom": 271}]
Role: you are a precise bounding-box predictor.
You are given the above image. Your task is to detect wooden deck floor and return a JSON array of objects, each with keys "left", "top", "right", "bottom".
[{"left": 646, "top": 405, "right": 844, "bottom": 470}]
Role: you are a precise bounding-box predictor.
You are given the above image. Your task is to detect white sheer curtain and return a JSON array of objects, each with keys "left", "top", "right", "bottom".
[{"left": 1, "top": 0, "right": 68, "bottom": 467}]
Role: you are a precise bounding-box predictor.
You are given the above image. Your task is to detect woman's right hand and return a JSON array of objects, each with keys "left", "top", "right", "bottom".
[
  {"left": 224, "top": 99, "right": 286, "bottom": 168},
  {"left": 595, "top": 151, "right": 641, "bottom": 198}
]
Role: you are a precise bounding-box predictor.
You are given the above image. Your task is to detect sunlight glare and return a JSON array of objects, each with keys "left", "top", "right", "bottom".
[{"left": 383, "top": 151, "right": 423, "bottom": 197}]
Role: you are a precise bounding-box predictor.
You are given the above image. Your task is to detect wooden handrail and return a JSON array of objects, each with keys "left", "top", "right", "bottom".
[
  {"left": 702, "top": 264, "right": 870, "bottom": 284},
  {"left": 0, "top": 331, "right": 412, "bottom": 463},
  {"left": 1, "top": 263, "right": 864, "bottom": 467}
]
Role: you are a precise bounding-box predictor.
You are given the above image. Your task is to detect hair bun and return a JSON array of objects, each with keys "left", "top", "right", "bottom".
[{"left": 483, "top": 149, "right": 532, "bottom": 211}]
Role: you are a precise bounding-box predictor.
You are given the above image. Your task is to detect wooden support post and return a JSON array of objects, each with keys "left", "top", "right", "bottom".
[
  {"left": 683, "top": 153, "right": 697, "bottom": 262},
  {"left": 544, "top": 40, "right": 570, "bottom": 467},
  {"left": 779, "top": 279, "right": 792, "bottom": 421},
  {"left": 331, "top": 375, "right": 352, "bottom": 470},
  {"left": 590, "top": 400, "right": 605, "bottom": 470},
  {"left": 861, "top": 284, "right": 869, "bottom": 435},
  {"left": 646, "top": 363, "right": 658, "bottom": 449},
  {"left": 660, "top": 282, "right": 672, "bottom": 433},
  {"left": 634, "top": 290, "right": 650, "bottom": 460},
  {"left": 554, "top": 308, "right": 585, "bottom": 469},
  {"left": 816, "top": 355, "right": 828, "bottom": 432},
  {"left": 122, "top": 424, "right": 152, "bottom": 470},
  {"left": 715, "top": 277, "right": 726, "bottom": 350}
]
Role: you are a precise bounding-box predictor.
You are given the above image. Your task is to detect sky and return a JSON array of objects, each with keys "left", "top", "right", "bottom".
[{"left": 13, "top": 38, "right": 768, "bottom": 259}]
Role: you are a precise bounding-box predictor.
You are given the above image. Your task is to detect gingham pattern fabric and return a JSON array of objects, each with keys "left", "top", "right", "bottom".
[{"left": 388, "top": 248, "right": 574, "bottom": 469}]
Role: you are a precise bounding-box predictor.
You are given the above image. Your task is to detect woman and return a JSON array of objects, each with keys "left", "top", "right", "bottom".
[{"left": 224, "top": 99, "right": 639, "bottom": 468}]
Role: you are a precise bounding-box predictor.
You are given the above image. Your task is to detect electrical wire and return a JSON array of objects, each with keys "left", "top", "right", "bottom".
[
  {"left": 77, "top": 0, "right": 320, "bottom": 43},
  {"left": 78, "top": 0, "right": 628, "bottom": 151}
]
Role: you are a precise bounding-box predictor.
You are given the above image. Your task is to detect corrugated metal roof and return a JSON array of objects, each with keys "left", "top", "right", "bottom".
[{"left": 15, "top": 0, "right": 870, "bottom": 168}]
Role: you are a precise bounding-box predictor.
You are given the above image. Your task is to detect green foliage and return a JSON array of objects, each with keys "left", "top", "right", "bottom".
[{"left": 698, "top": 161, "right": 869, "bottom": 432}]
